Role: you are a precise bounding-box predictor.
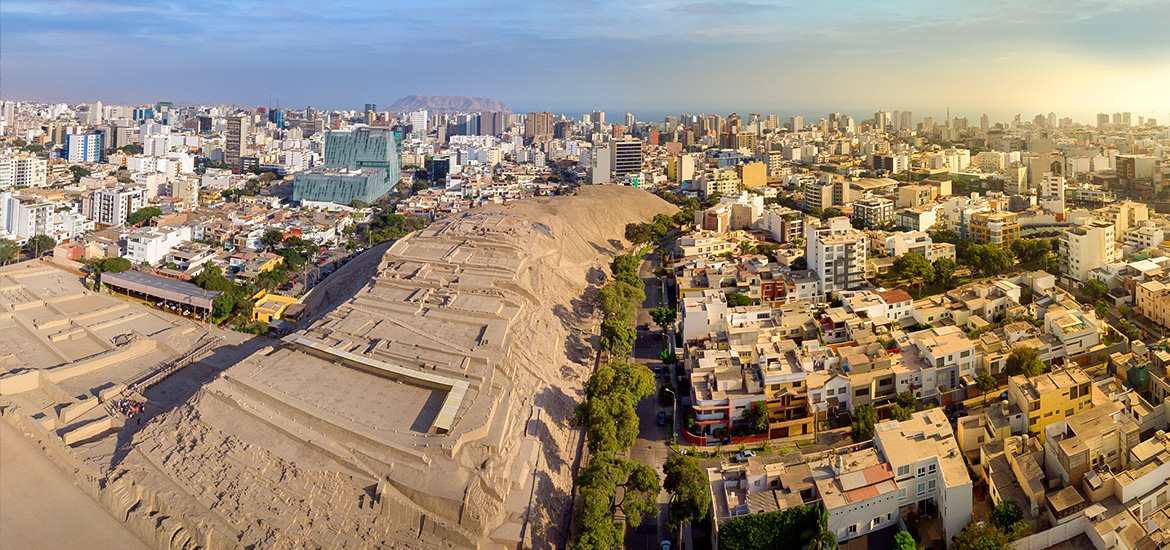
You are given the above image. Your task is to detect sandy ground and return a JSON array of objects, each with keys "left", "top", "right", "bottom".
[{"left": 0, "top": 421, "right": 151, "bottom": 550}]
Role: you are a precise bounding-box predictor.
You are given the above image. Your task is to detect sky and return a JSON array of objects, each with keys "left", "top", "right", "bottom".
[{"left": 2, "top": 0, "right": 1168, "bottom": 124}]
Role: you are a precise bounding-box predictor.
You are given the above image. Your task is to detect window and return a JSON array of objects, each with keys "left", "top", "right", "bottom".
[
  {"left": 1066, "top": 409, "right": 1074, "bottom": 416},
  {"left": 918, "top": 483, "right": 926, "bottom": 496},
  {"left": 918, "top": 466, "right": 926, "bottom": 477},
  {"left": 793, "top": 381, "right": 802, "bottom": 388},
  {"left": 856, "top": 388, "right": 869, "bottom": 397},
  {"left": 899, "top": 488, "right": 907, "bottom": 500},
  {"left": 897, "top": 465, "right": 911, "bottom": 477},
  {"left": 928, "top": 480, "right": 936, "bottom": 491},
  {"left": 848, "top": 525, "right": 858, "bottom": 534},
  {"left": 1029, "top": 417, "right": 1038, "bottom": 426},
  {"left": 928, "top": 464, "right": 936, "bottom": 474}
]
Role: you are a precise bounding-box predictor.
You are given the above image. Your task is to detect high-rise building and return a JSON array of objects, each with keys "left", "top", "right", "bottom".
[
  {"left": 364, "top": 103, "right": 377, "bottom": 114},
  {"left": 524, "top": 111, "right": 554, "bottom": 142},
  {"left": 612, "top": 139, "right": 643, "bottom": 175},
  {"left": 806, "top": 217, "right": 867, "bottom": 298},
  {"left": 874, "top": 111, "right": 891, "bottom": 131},
  {"left": 624, "top": 112, "right": 635, "bottom": 126},
  {"left": 410, "top": 110, "right": 428, "bottom": 135},
  {"left": 590, "top": 110, "right": 605, "bottom": 125},
  {"left": 0, "top": 154, "right": 48, "bottom": 189},
  {"left": 1097, "top": 113, "right": 1110, "bottom": 128},
  {"left": 1060, "top": 219, "right": 1117, "bottom": 282},
  {"left": 66, "top": 133, "right": 101, "bottom": 163},
  {"left": 0, "top": 192, "right": 52, "bottom": 239},
  {"left": 787, "top": 115, "right": 803, "bottom": 131},
  {"left": 479, "top": 111, "right": 503, "bottom": 136},
  {"left": 1122, "top": 112, "right": 1132, "bottom": 127},
  {"left": 292, "top": 126, "right": 402, "bottom": 205},
  {"left": 225, "top": 115, "right": 247, "bottom": 167},
  {"left": 268, "top": 109, "right": 286, "bottom": 129},
  {"left": 980, "top": 113, "right": 990, "bottom": 131},
  {"left": 81, "top": 185, "right": 148, "bottom": 226}
]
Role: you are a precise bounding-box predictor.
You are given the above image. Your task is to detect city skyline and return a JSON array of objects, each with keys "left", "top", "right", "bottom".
[{"left": 2, "top": 0, "right": 1168, "bottom": 122}]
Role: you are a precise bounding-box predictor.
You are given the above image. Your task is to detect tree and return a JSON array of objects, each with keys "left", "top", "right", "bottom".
[
  {"left": 791, "top": 256, "right": 808, "bottom": 270},
  {"left": 575, "top": 361, "right": 655, "bottom": 455},
  {"left": 624, "top": 222, "right": 656, "bottom": 247},
  {"left": 737, "top": 241, "right": 757, "bottom": 255},
  {"left": 126, "top": 206, "right": 162, "bottom": 227},
  {"left": 890, "top": 391, "right": 917, "bottom": 421},
  {"left": 990, "top": 500, "right": 1023, "bottom": 532},
  {"left": 663, "top": 454, "right": 712, "bottom": 531},
  {"left": 611, "top": 254, "right": 640, "bottom": 278},
  {"left": 807, "top": 505, "right": 837, "bottom": 550},
  {"left": 261, "top": 229, "right": 285, "bottom": 250},
  {"left": 932, "top": 257, "right": 957, "bottom": 287},
  {"left": 951, "top": 521, "right": 1011, "bottom": 550},
  {"left": 894, "top": 530, "right": 917, "bottom": 550},
  {"left": 576, "top": 455, "right": 661, "bottom": 528},
  {"left": 1005, "top": 347, "right": 1045, "bottom": 378},
  {"left": 976, "top": 371, "right": 998, "bottom": 399},
  {"left": 745, "top": 401, "right": 769, "bottom": 434},
  {"left": 1082, "top": 279, "right": 1108, "bottom": 302},
  {"left": 649, "top": 306, "right": 677, "bottom": 332},
  {"left": 851, "top": 405, "right": 878, "bottom": 442},
  {"left": 600, "top": 318, "right": 636, "bottom": 358},
  {"left": 68, "top": 165, "right": 91, "bottom": 183},
  {"left": 892, "top": 254, "right": 934, "bottom": 296},
  {"left": 726, "top": 292, "right": 754, "bottom": 307},
  {"left": 1010, "top": 238, "right": 1051, "bottom": 264},
  {"left": 569, "top": 485, "right": 623, "bottom": 550},
  {"left": 1095, "top": 300, "right": 1110, "bottom": 321},
  {"left": 660, "top": 349, "right": 678, "bottom": 365},
  {"left": 0, "top": 239, "right": 19, "bottom": 264},
  {"left": 965, "top": 244, "right": 1015, "bottom": 277},
  {"left": 27, "top": 234, "right": 55, "bottom": 257},
  {"left": 718, "top": 506, "right": 820, "bottom": 550},
  {"left": 596, "top": 281, "right": 643, "bottom": 321}
]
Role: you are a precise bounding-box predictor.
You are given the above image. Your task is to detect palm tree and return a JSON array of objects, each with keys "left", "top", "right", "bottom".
[{"left": 807, "top": 504, "right": 838, "bottom": 550}]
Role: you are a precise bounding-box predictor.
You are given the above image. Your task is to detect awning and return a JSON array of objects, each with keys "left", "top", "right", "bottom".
[{"left": 102, "top": 270, "right": 222, "bottom": 310}]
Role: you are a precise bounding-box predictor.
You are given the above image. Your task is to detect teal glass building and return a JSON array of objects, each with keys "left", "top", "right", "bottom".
[{"left": 293, "top": 126, "right": 402, "bottom": 205}]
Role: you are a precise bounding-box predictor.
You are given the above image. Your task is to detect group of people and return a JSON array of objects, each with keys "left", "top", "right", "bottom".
[{"left": 110, "top": 397, "right": 145, "bottom": 419}]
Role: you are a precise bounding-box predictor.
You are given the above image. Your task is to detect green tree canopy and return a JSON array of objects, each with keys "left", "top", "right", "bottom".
[
  {"left": 951, "top": 521, "right": 1012, "bottom": 550},
  {"left": 933, "top": 257, "right": 957, "bottom": 287},
  {"left": 596, "top": 280, "right": 644, "bottom": 321},
  {"left": 991, "top": 500, "right": 1023, "bottom": 532},
  {"left": 745, "top": 401, "right": 770, "bottom": 434},
  {"left": 663, "top": 454, "right": 713, "bottom": 531},
  {"left": 649, "top": 306, "right": 677, "bottom": 331},
  {"left": 894, "top": 530, "right": 917, "bottom": 550},
  {"left": 27, "top": 234, "right": 56, "bottom": 257},
  {"left": 1005, "top": 347, "right": 1045, "bottom": 378},
  {"left": 851, "top": 404, "right": 878, "bottom": 443},
  {"left": 726, "top": 292, "right": 754, "bottom": 307},
  {"left": 717, "top": 505, "right": 821, "bottom": 550},
  {"left": 0, "top": 239, "right": 20, "bottom": 264},
  {"left": 568, "top": 485, "right": 623, "bottom": 550},
  {"left": 574, "top": 361, "right": 655, "bottom": 455},
  {"left": 261, "top": 229, "right": 285, "bottom": 250},
  {"left": 1010, "top": 238, "right": 1051, "bottom": 264},
  {"left": 1082, "top": 279, "right": 1108, "bottom": 302},
  {"left": 965, "top": 244, "right": 1015, "bottom": 277},
  {"left": 600, "top": 318, "right": 636, "bottom": 358},
  {"left": 576, "top": 455, "right": 661, "bottom": 528},
  {"left": 976, "top": 371, "right": 998, "bottom": 393},
  {"left": 126, "top": 206, "right": 162, "bottom": 227},
  {"left": 893, "top": 254, "right": 934, "bottom": 295},
  {"left": 624, "top": 222, "right": 656, "bottom": 247}
]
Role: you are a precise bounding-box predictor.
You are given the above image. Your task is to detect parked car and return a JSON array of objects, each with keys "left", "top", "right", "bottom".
[
  {"left": 657, "top": 412, "right": 667, "bottom": 426},
  {"left": 733, "top": 450, "right": 756, "bottom": 463},
  {"left": 660, "top": 542, "right": 672, "bottom": 550}
]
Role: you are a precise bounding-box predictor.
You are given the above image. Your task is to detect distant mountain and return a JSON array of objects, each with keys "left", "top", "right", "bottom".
[{"left": 388, "top": 95, "right": 511, "bottom": 114}]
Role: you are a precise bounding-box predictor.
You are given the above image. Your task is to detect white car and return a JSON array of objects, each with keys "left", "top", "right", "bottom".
[{"left": 733, "top": 450, "right": 756, "bottom": 462}]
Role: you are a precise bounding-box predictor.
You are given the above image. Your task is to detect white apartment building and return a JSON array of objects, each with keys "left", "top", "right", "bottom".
[
  {"left": 1123, "top": 222, "right": 1165, "bottom": 252},
  {"left": 121, "top": 225, "right": 192, "bottom": 265},
  {"left": 874, "top": 409, "right": 973, "bottom": 545},
  {"left": 0, "top": 154, "right": 48, "bottom": 189},
  {"left": 82, "top": 185, "right": 148, "bottom": 226},
  {"left": 0, "top": 191, "right": 52, "bottom": 240},
  {"left": 806, "top": 217, "right": 867, "bottom": 298},
  {"left": 682, "top": 289, "right": 730, "bottom": 341},
  {"left": 883, "top": 232, "right": 956, "bottom": 263},
  {"left": 1060, "top": 219, "right": 1117, "bottom": 283}
]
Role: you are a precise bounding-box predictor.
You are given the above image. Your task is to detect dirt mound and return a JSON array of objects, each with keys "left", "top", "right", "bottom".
[{"left": 111, "top": 186, "right": 675, "bottom": 549}]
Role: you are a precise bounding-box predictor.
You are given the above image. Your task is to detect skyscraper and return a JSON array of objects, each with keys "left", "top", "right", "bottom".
[
  {"left": 479, "top": 111, "right": 503, "bottom": 136},
  {"left": 612, "top": 139, "right": 643, "bottom": 175},
  {"left": 225, "top": 115, "right": 247, "bottom": 168},
  {"left": 66, "top": 133, "right": 101, "bottom": 163},
  {"left": 524, "top": 111, "right": 553, "bottom": 142}
]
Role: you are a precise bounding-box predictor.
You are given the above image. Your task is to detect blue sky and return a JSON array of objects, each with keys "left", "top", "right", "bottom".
[{"left": 2, "top": 0, "right": 1167, "bottom": 123}]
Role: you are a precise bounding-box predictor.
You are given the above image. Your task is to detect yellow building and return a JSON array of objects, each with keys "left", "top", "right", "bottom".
[
  {"left": 969, "top": 211, "right": 1021, "bottom": 246},
  {"left": 1008, "top": 368, "right": 1093, "bottom": 442},
  {"left": 251, "top": 290, "right": 299, "bottom": 324}
]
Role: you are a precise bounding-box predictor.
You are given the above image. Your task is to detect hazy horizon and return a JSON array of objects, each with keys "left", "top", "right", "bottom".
[{"left": 2, "top": 1, "right": 1168, "bottom": 124}]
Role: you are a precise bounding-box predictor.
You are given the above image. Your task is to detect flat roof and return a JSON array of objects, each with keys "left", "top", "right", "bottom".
[{"left": 101, "top": 270, "right": 221, "bottom": 309}]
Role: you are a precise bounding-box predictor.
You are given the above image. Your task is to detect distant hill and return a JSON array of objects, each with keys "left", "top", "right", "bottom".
[{"left": 388, "top": 95, "right": 511, "bottom": 114}]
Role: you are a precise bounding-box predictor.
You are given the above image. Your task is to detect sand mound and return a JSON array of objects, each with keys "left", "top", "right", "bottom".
[{"left": 107, "top": 186, "right": 675, "bottom": 549}]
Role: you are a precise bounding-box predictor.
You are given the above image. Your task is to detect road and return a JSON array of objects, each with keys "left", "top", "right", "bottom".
[{"left": 626, "top": 248, "right": 678, "bottom": 550}]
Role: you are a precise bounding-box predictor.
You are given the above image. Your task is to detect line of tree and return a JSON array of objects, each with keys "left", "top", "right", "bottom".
[
  {"left": 364, "top": 211, "right": 428, "bottom": 245},
  {"left": 596, "top": 254, "right": 646, "bottom": 358},
  {"left": 89, "top": 256, "right": 132, "bottom": 287},
  {"left": 570, "top": 360, "right": 657, "bottom": 550},
  {"left": 624, "top": 213, "right": 676, "bottom": 248}
]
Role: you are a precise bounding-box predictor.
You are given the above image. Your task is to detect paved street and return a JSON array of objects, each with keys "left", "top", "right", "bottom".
[{"left": 626, "top": 248, "right": 678, "bottom": 550}]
